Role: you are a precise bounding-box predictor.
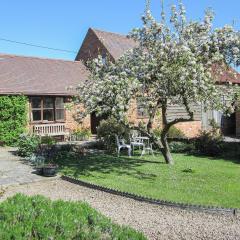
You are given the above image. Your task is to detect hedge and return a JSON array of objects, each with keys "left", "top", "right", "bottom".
[{"left": 0, "top": 95, "right": 28, "bottom": 146}]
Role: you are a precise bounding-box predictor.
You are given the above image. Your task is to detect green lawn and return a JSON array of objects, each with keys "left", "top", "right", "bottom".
[{"left": 55, "top": 151, "right": 240, "bottom": 209}]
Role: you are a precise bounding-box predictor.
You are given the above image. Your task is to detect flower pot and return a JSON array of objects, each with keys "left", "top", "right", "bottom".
[
  {"left": 42, "top": 165, "right": 58, "bottom": 177},
  {"left": 35, "top": 167, "right": 43, "bottom": 175}
]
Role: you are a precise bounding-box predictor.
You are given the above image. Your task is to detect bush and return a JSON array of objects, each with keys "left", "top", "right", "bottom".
[
  {"left": 0, "top": 96, "right": 27, "bottom": 146},
  {"left": 17, "top": 134, "right": 41, "bottom": 157},
  {"left": 153, "top": 125, "right": 186, "bottom": 139},
  {"left": 195, "top": 130, "right": 223, "bottom": 156},
  {"left": 169, "top": 141, "right": 195, "bottom": 153},
  {"left": 97, "top": 118, "right": 130, "bottom": 152},
  {"left": 195, "top": 120, "right": 224, "bottom": 156},
  {"left": 72, "top": 127, "right": 91, "bottom": 141},
  {"left": 39, "top": 136, "right": 57, "bottom": 161},
  {"left": 0, "top": 194, "right": 146, "bottom": 240}
]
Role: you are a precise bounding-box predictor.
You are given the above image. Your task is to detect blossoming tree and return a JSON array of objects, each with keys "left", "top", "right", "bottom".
[{"left": 76, "top": 0, "right": 240, "bottom": 164}]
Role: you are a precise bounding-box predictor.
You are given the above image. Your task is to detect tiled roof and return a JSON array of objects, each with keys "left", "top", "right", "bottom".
[
  {"left": 212, "top": 64, "right": 240, "bottom": 84},
  {"left": 89, "top": 29, "right": 240, "bottom": 84},
  {"left": 91, "top": 28, "right": 138, "bottom": 60},
  {"left": 0, "top": 54, "right": 89, "bottom": 96}
]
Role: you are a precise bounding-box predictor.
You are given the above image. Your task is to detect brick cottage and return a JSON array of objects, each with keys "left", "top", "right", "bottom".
[{"left": 0, "top": 28, "right": 240, "bottom": 138}]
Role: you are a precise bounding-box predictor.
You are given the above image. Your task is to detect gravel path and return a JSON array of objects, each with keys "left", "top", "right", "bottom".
[{"left": 1, "top": 179, "right": 239, "bottom": 240}]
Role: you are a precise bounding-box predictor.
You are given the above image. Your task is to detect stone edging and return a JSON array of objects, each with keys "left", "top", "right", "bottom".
[{"left": 61, "top": 175, "right": 238, "bottom": 216}]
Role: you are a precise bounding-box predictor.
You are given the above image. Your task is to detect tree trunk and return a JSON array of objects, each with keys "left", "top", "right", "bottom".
[
  {"left": 160, "top": 102, "right": 174, "bottom": 165},
  {"left": 160, "top": 134, "right": 174, "bottom": 165}
]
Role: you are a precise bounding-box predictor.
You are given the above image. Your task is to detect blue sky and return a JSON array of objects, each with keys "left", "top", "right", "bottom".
[{"left": 0, "top": 0, "right": 239, "bottom": 61}]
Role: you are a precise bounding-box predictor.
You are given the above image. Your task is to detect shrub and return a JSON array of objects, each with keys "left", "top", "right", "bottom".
[
  {"left": 39, "top": 136, "right": 57, "bottom": 160},
  {"left": 97, "top": 118, "right": 130, "bottom": 152},
  {"left": 72, "top": 127, "right": 91, "bottom": 141},
  {"left": 17, "top": 134, "right": 41, "bottom": 157},
  {"left": 169, "top": 141, "right": 195, "bottom": 153},
  {"left": 153, "top": 125, "right": 186, "bottom": 139},
  {"left": 0, "top": 194, "right": 146, "bottom": 240},
  {"left": 195, "top": 130, "right": 223, "bottom": 156},
  {"left": 0, "top": 96, "right": 27, "bottom": 146},
  {"left": 195, "top": 120, "right": 223, "bottom": 156}
]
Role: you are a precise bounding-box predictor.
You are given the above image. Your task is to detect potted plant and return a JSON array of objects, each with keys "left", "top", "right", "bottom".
[{"left": 35, "top": 136, "right": 58, "bottom": 177}]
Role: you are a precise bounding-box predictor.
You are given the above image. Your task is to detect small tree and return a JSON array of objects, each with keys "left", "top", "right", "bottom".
[{"left": 76, "top": 0, "right": 240, "bottom": 164}]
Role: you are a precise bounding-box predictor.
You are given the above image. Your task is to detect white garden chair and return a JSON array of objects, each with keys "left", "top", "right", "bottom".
[
  {"left": 130, "top": 133, "right": 144, "bottom": 155},
  {"left": 115, "top": 135, "right": 131, "bottom": 157},
  {"left": 141, "top": 142, "right": 154, "bottom": 157}
]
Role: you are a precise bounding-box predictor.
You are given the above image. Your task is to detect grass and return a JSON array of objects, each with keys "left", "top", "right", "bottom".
[
  {"left": 0, "top": 194, "right": 146, "bottom": 240},
  {"left": 55, "top": 151, "right": 240, "bottom": 209}
]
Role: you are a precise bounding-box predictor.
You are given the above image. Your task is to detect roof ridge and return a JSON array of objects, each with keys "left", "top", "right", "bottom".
[
  {"left": 91, "top": 28, "right": 129, "bottom": 39},
  {"left": 0, "top": 52, "right": 84, "bottom": 65}
]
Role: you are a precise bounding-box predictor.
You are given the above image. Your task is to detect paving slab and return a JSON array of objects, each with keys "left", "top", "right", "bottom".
[{"left": 0, "top": 147, "right": 52, "bottom": 186}]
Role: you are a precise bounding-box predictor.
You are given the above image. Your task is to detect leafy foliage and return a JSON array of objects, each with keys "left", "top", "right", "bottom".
[
  {"left": 0, "top": 194, "right": 146, "bottom": 240},
  {"left": 195, "top": 119, "right": 224, "bottom": 156},
  {"left": 0, "top": 96, "right": 28, "bottom": 146},
  {"left": 153, "top": 126, "right": 186, "bottom": 139},
  {"left": 97, "top": 118, "right": 130, "bottom": 152},
  {"left": 17, "top": 134, "right": 41, "bottom": 157},
  {"left": 195, "top": 131, "right": 223, "bottom": 156},
  {"left": 169, "top": 141, "right": 195, "bottom": 153},
  {"left": 72, "top": 127, "right": 91, "bottom": 141}
]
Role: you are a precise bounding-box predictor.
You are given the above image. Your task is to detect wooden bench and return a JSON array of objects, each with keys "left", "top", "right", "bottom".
[{"left": 33, "top": 123, "right": 67, "bottom": 138}]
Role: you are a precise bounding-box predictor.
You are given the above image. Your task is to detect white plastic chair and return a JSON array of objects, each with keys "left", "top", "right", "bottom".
[{"left": 115, "top": 135, "right": 131, "bottom": 157}]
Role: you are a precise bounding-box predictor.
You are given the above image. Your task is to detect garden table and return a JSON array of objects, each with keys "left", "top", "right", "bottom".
[{"left": 134, "top": 137, "right": 154, "bottom": 156}]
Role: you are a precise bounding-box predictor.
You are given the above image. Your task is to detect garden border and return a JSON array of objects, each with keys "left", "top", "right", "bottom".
[{"left": 61, "top": 175, "right": 238, "bottom": 216}]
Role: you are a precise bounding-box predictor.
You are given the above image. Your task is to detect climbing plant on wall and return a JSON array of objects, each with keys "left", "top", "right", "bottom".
[{"left": 0, "top": 96, "right": 28, "bottom": 146}]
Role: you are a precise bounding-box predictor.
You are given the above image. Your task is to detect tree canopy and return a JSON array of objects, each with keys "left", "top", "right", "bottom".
[{"left": 75, "top": 0, "right": 240, "bottom": 164}]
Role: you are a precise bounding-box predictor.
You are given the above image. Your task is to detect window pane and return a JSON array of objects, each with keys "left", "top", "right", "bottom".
[
  {"left": 31, "top": 97, "right": 41, "bottom": 109},
  {"left": 43, "top": 109, "right": 54, "bottom": 121},
  {"left": 55, "top": 97, "right": 64, "bottom": 108},
  {"left": 43, "top": 97, "right": 54, "bottom": 108},
  {"left": 56, "top": 109, "right": 65, "bottom": 120},
  {"left": 32, "top": 110, "right": 41, "bottom": 121}
]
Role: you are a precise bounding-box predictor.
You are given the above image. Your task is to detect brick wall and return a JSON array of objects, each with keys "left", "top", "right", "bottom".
[
  {"left": 236, "top": 109, "right": 240, "bottom": 137},
  {"left": 175, "top": 121, "right": 202, "bottom": 138},
  {"left": 75, "top": 28, "right": 113, "bottom": 63},
  {"left": 126, "top": 99, "right": 201, "bottom": 138},
  {"left": 65, "top": 104, "right": 90, "bottom": 131}
]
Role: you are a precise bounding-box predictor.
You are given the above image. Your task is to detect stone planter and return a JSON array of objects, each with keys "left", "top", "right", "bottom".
[{"left": 42, "top": 164, "right": 58, "bottom": 177}]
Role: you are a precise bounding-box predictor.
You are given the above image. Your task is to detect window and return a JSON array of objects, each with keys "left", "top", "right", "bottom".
[
  {"left": 30, "top": 97, "right": 65, "bottom": 123},
  {"left": 55, "top": 97, "right": 65, "bottom": 121},
  {"left": 31, "top": 97, "right": 42, "bottom": 121},
  {"left": 43, "top": 97, "right": 54, "bottom": 121},
  {"left": 136, "top": 98, "right": 148, "bottom": 118}
]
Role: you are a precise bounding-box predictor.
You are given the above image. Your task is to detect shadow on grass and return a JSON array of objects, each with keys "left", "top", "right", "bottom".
[
  {"left": 183, "top": 151, "right": 240, "bottom": 164},
  {"left": 55, "top": 151, "right": 164, "bottom": 180}
]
